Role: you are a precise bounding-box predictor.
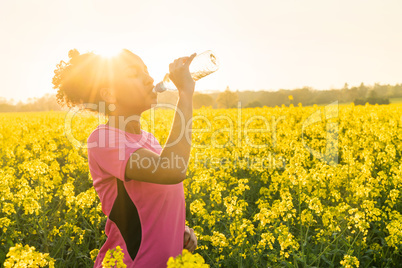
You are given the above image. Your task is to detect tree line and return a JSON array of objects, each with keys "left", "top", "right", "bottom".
[
  {"left": 1, "top": 82, "right": 401, "bottom": 112},
  {"left": 193, "top": 82, "right": 399, "bottom": 109},
  {"left": 0, "top": 94, "right": 63, "bottom": 113},
  {"left": 190, "top": 82, "right": 400, "bottom": 109}
]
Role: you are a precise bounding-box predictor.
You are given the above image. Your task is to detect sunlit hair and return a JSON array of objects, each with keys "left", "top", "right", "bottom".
[{"left": 52, "top": 48, "right": 135, "bottom": 115}]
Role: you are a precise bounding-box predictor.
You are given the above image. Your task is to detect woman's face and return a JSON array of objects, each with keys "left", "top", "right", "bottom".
[{"left": 111, "top": 51, "right": 156, "bottom": 114}]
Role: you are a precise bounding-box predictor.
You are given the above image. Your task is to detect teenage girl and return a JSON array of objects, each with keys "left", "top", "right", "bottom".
[{"left": 52, "top": 49, "right": 198, "bottom": 267}]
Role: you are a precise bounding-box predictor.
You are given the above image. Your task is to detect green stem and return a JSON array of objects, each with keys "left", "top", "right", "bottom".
[
  {"left": 308, "top": 224, "right": 349, "bottom": 266},
  {"left": 298, "top": 177, "right": 305, "bottom": 265}
]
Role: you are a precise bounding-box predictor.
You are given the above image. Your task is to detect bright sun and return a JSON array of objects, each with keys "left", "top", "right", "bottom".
[{"left": 94, "top": 46, "right": 122, "bottom": 58}]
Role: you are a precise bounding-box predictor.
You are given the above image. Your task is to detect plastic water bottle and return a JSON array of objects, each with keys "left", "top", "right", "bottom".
[{"left": 153, "top": 50, "right": 219, "bottom": 92}]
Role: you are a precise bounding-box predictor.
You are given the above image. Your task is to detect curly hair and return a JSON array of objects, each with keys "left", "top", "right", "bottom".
[{"left": 52, "top": 49, "right": 129, "bottom": 115}]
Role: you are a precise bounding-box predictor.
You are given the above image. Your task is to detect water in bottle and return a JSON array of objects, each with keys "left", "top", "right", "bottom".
[{"left": 153, "top": 50, "right": 219, "bottom": 93}]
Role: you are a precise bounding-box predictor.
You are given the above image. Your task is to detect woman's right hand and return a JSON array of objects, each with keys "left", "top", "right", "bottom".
[
  {"left": 125, "top": 54, "right": 197, "bottom": 185},
  {"left": 168, "top": 53, "right": 197, "bottom": 95}
]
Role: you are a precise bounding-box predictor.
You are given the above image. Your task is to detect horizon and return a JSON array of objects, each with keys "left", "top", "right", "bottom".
[
  {"left": 1, "top": 0, "right": 401, "bottom": 103},
  {"left": 1, "top": 81, "right": 398, "bottom": 105}
]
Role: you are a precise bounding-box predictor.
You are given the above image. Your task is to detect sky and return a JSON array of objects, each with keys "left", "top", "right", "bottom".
[{"left": 0, "top": 0, "right": 401, "bottom": 103}]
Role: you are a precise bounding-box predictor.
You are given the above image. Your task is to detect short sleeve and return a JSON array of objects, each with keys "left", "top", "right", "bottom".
[{"left": 87, "top": 128, "right": 148, "bottom": 182}]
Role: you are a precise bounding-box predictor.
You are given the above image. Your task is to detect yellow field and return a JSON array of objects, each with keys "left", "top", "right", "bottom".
[{"left": 1, "top": 103, "right": 402, "bottom": 267}]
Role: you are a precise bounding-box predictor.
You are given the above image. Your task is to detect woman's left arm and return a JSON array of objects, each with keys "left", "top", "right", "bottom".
[{"left": 183, "top": 225, "right": 197, "bottom": 252}]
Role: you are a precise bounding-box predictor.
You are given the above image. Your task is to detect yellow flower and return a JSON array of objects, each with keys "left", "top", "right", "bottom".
[
  {"left": 340, "top": 254, "right": 359, "bottom": 268},
  {"left": 4, "top": 243, "right": 55, "bottom": 268},
  {"left": 102, "top": 246, "right": 126, "bottom": 268},
  {"left": 90, "top": 249, "right": 100, "bottom": 261},
  {"left": 167, "top": 249, "right": 209, "bottom": 268}
]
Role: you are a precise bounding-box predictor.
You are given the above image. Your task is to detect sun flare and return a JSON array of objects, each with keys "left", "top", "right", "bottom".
[{"left": 94, "top": 46, "right": 122, "bottom": 58}]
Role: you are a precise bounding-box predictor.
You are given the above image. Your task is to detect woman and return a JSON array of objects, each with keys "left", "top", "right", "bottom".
[{"left": 52, "top": 48, "right": 198, "bottom": 267}]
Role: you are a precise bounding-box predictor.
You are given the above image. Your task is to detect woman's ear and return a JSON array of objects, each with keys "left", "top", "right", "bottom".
[{"left": 100, "top": 88, "right": 117, "bottom": 104}]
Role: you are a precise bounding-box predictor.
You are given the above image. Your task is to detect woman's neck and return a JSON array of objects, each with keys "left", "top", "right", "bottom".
[{"left": 106, "top": 114, "right": 142, "bottom": 135}]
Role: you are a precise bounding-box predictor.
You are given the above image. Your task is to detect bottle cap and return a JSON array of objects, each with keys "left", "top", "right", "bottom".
[{"left": 153, "top": 82, "right": 168, "bottom": 93}]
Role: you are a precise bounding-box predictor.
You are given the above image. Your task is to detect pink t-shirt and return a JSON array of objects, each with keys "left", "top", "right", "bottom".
[{"left": 87, "top": 124, "right": 186, "bottom": 267}]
